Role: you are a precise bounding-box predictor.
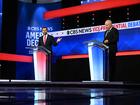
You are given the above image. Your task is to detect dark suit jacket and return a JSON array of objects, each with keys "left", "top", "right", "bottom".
[
  {"left": 103, "top": 27, "right": 119, "bottom": 52},
  {"left": 38, "top": 35, "right": 57, "bottom": 52}
]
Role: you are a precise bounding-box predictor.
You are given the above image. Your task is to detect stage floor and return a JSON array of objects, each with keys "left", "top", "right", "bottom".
[
  {"left": 0, "top": 80, "right": 124, "bottom": 87},
  {"left": 0, "top": 80, "right": 140, "bottom": 89},
  {"left": 0, "top": 86, "right": 140, "bottom": 105},
  {"left": 0, "top": 80, "right": 140, "bottom": 104}
]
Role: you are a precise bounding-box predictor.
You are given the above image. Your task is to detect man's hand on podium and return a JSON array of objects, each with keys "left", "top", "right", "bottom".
[
  {"left": 56, "top": 37, "right": 62, "bottom": 43},
  {"left": 104, "top": 39, "right": 109, "bottom": 44}
]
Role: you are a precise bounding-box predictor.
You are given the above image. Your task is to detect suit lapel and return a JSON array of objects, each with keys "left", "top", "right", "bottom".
[
  {"left": 105, "top": 30, "right": 110, "bottom": 38},
  {"left": 41, "top": 36, "right": 45, "bottom": 45},
  {"left": 105, "top": 28, "right": 113, "bottom": 38}
]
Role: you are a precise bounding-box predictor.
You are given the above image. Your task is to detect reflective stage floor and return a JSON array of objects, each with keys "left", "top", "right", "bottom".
[{"left": 0, "top": 86, "right": 140, "bottom": 105}]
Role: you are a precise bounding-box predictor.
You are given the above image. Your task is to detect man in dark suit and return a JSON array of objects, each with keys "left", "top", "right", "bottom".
[
  {"left": 103, "top": 20, "right": 119, "bottom": 81},
  {"left": 38, "top": 27, "right": 62, "bottom": 81},
  {"left": 38, "top": 27, "right": 62, "bottom": 52}
]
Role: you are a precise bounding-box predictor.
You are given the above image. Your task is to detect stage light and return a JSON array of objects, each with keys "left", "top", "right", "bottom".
[
  {"left": 62, "top": 51, "right": 140, "bottom": 59},
  {"left": 44, "top": 0, "right": 140, "bottom": 20},
  {"left": 0, "top": 53, "right": 32, "bottom": 62},
  {"left": 127, "top": 8, "right": 130, "bottom": 11},
  {"left": 109, "top": 10, "right": 111, "bottom": 14},
  {"left": 127, "top": 17, "right": 129, "bottom": 20},
  {"left": 127, "top": 12, "right": 129, "bottom": 15},
  {"left": 77, "top": 16, "right": 79, "bottom": 18},
  {"left": 87, "top": 0, "right": 90, "bottom": 3}
]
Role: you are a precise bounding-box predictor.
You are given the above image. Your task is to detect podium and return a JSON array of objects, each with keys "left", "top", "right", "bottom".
[
  {"left": 33, "top": 46, "right": 51, "bottom": 81},
  {"left": 85, "top": 40, "right": 109, "bottom": 81}
]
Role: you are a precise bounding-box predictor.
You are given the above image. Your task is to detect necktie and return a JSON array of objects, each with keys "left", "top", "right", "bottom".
[
  {"left": 105, "top": 30, "right": 109, "bottom": 37},
  {"left": 43, "top": 35, "right": 46, "bottom": 45}
]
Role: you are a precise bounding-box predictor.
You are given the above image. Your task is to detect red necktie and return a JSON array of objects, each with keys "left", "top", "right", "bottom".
[{"left": 43, "top": 35, "right": 46, "bottom": 45}]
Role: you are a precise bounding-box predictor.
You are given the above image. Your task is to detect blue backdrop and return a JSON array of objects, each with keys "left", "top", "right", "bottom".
[
  {"left": 16, "top": 1, "right": 61, "bottom": 79},
  {"left": 53, "top": 27, "right": 140, "bottom": 56},
  {"left": 16, "top": 1, "right": 140, "bottom": 80}
]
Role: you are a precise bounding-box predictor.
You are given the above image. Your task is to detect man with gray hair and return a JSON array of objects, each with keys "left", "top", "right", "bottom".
[{"left": 103, "top": 20, "right": 119, "bottom": 81}]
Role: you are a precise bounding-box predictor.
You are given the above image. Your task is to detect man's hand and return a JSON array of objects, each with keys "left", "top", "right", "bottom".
[
  {"left": 104, "top": 39, "right": 109, "bottom": 44},
  {"left": 56, "top": 37, "right": 62, "bottom": 43}
]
